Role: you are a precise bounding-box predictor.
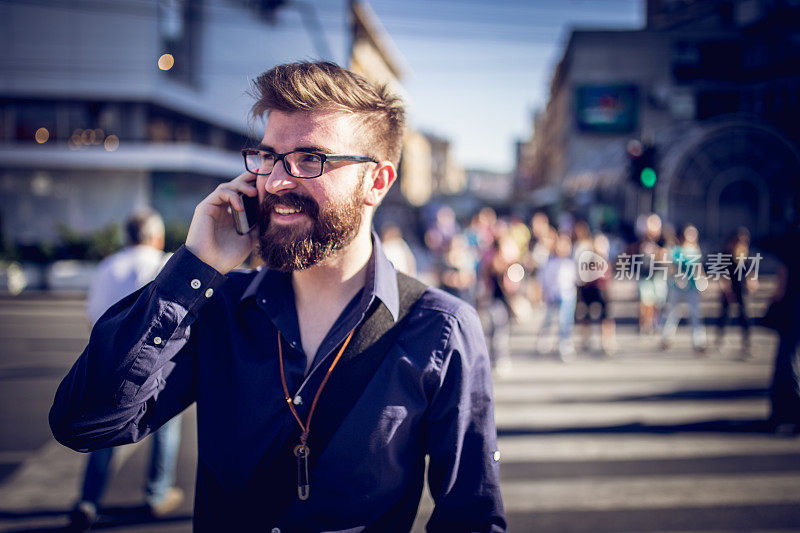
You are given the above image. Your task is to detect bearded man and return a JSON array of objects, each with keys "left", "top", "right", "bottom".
[{"left": 50, "top": 61, "right": 506, "bottom": 532}]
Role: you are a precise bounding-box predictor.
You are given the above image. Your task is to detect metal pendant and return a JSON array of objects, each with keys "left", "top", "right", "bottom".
[{"left": 294, "top": 444, "right": 310, "bottom": 500}]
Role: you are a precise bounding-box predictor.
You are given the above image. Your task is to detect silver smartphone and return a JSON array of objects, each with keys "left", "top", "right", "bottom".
[{"left": 232, "top": 193, "right": 259, "bottom": 235}]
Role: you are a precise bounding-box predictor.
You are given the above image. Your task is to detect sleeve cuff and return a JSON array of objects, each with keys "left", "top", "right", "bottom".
[{"left": 152, "top": 245, "right": 228, "bottom": 314}]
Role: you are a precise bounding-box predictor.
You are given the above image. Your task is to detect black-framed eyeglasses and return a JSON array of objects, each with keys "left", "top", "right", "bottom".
[{"left": 241, "top": 149, "right": 377, "bottom": 179}]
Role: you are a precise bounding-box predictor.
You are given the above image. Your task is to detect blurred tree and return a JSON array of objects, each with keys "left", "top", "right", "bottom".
[
  {"left": 49, "top": 224, "right": 122, "bottom": 261},
  {"left": 87, "top": 224, "right": 122, "bottom": 260}
]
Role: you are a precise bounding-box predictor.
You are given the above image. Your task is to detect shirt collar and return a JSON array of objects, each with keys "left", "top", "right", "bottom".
[
  {"left": 239, "top": 230, "right": 400, "bottom": 323},
  {"left": 369, "top": 230, "right": 400, "bottom": 321}
]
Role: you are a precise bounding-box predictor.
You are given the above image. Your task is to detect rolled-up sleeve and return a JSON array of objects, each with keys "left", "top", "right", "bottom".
[
  {"left": 424, "top": 305, "right": 506, "bottom": 532},
  {"left": 49, "top": 246, "right": 226, "bottom": 452}
]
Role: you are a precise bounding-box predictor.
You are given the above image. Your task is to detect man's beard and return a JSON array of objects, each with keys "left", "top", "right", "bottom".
[{"left": 256, "top": 185, "right": 364, "bottom": 272}]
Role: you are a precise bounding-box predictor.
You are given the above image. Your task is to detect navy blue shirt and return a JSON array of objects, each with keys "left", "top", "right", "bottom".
[{"left": 50, "top": 236, "right": 506, "bottom": 532}]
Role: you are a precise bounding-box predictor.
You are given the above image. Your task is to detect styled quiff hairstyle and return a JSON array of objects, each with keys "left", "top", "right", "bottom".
[{"left": 250, "top": 61, "right": 405, "bottom": 166}]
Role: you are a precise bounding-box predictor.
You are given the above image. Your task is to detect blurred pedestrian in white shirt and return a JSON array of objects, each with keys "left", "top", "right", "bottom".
[
  {"left": 72, "top": 209, "right": 183, "bottom": 530},
  {"left": 379, "top": 223, "right": 417, "bottom": 277},
  {"left": 86, "top": 212, "right": 169, "bottom": 323}
]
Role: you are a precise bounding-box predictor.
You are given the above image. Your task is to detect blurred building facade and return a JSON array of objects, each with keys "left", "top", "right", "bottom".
[
  {"left": 0, "top": 0, "right": 350, "bottom": 253},
  {"left": 398, "top": 129, "right": 433, "bottom": 207},
  {"left": 468, "top": 169, "right": 514, "bottom": 205},
  {"left": 517, "top": 0, "right": 800, "bottom": 245},
  {"left": 349, "top": 0, "right": 405, "bottom": 103},
  {"left": 424, "top": 133, "right": 466, "bottom": 196}
]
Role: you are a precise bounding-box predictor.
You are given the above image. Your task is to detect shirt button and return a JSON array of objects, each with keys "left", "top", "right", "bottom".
[
  {"left": 205, "top": 288, "right": 214, "bottom": 298},
  {"left": 190, "top": 279, "right": 201, "bottom": 289},
  {"left": 492, "top": 450, "right": 501, "bottom": 462},
  {"left": 293, "top": 395, "right": 302, "bottom": 405},
  {"left": 153, "top": 336, "right": 163, "bottom": 345}
]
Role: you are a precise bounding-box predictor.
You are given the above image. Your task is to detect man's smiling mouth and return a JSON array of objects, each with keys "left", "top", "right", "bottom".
[{"left": 274, "top": 206, "right": 301, "bottom": 215}]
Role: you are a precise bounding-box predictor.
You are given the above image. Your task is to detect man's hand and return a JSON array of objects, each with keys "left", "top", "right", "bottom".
[{"left": 185, "top": 172, "right": 259, "bottom": 274}]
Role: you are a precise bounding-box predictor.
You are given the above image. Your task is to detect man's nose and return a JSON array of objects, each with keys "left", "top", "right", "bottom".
[{"left": 262, "top": 162, "right": 297, "bottom": 196}]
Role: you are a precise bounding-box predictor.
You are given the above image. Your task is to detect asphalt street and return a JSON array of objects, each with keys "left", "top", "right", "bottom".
[{"left": 0, "top": 292, "right": 798, "bottom": 532}]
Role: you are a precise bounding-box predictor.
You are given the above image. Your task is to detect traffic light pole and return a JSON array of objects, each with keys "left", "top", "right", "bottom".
[{"left": 639, "top": 187, "right": 654, "bottom": 214}]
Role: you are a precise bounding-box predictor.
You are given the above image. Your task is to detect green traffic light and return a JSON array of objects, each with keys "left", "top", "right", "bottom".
[{"left": 640, "top": 167, "right": 657, "bottom": 188}]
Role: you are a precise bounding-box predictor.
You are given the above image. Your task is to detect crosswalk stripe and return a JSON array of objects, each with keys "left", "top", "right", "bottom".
[
  {"left": 500, "top": 473, "right": 800, "bottom": 512},
  {"left": 495, "top": 401, "right": 769, "bottom": 427},
  {"left": 497, "top": 434, "right": 800, "bottom": 461}
]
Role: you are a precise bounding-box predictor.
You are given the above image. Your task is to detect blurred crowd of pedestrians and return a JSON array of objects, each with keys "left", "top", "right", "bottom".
[
  {"left": 383, "top": 205, "right": 799, "bottom": 435},
  {"left": 411, "top": 206, "right": 620, "bottom": 366},
  {"left": 400, "top": 207, "right": 767, "bottom": 364}
]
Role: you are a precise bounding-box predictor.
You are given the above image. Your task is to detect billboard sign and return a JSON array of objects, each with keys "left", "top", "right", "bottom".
[{"left": 575, "top": 85, "right": 639, "bottom": 133}]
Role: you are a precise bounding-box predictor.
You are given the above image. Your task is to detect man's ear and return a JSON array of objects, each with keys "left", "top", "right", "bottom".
[{"left": 364, "top": 162, "right": 397, "bottom": 207}]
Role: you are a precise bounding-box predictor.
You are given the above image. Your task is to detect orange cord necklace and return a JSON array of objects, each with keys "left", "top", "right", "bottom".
[{"left": 277, "top": 328, "right": 355, "bottom": 500}]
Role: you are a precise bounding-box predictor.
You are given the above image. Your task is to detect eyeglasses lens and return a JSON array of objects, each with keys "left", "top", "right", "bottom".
[
  {"left": 245, "top": 151, "right": 323, "bottom": 178},
  {"left": 246, "top": 152, "right": 272, "bottom": 175},
  {"left": 286, "top": 152, "right": 323, "bottom": 178}
]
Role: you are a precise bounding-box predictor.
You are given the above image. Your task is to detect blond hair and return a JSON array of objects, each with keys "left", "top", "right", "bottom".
[{"left": 250, "top": 61, "right": 405, "bottom": 166}]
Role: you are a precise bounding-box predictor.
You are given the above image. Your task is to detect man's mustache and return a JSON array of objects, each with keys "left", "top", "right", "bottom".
[{"left": 259, "top": 192, "right": 319, "bottom": 221}]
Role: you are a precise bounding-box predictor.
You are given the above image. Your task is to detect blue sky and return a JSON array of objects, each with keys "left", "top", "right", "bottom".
[{"left": 365, "top": 0, "right": 644, "bottom": 172}]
